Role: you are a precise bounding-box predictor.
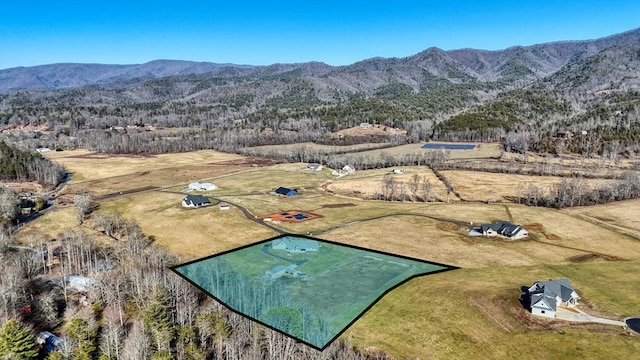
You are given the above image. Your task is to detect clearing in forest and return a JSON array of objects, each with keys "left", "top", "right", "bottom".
[{"left": 171, "top": 234, "right": 455, "bottom": 350}]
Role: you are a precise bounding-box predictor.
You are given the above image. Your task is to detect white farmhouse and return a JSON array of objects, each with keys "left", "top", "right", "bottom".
[{"left": 528, "top": 278, "right": 580, "bottom": 318}]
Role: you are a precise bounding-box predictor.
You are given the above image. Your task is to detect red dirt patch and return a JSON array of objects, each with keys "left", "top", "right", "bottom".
[
  {"left": 319, "top": 203, "right": 356, "bottom": 208},
  {"left": 569, "top": 253, "right": 626, "bottom": 263},
  {"left": 258, "top": 210, "right": 322, "bottom": 223},
  {"left": 523, "top": 223, "right": 544, "bottom": 231},
  {"left": 436, "top": 221, "right": 461, "bottom": 231},
  {"left": 544, "top": 232, "right": 561, "bottom": 240}
]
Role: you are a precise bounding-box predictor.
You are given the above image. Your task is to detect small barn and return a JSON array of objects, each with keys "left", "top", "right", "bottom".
[
  {"left": 528, "top": 278, "right": 580, "bottom": 318},
  {"left": 274, "top": 187, "right": 298, "bottom": 197},
  {"left": 182, "top": 195, "right": 211, "bottom": 208}
]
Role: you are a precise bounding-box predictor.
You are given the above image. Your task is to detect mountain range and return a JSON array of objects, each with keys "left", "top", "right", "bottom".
[
  {"left": 1, "top": 27, "right": 640, "bottom": 154},
  {"left": 2, "top": 27, "right": 640, "bottom": 94}
]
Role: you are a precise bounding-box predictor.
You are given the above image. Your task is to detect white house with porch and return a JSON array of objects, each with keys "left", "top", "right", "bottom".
[{"left": 528, "top": 278, "right": 580, "bottom": 318}]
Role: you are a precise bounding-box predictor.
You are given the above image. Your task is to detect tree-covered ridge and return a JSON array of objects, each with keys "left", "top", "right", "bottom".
[
  {"left": 0, "top": 142, "right": 65, "bottom": 186},
  {"left": 1, "top": 30, "right": 640, "bottom": 157}
]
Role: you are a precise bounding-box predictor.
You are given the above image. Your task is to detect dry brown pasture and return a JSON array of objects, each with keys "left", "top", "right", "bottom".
[
  {"left": 246, "top": 142, "right": 387, "bottom": 154},
  {"left": 441, "top": 170, "right": 618, "bottom": 202},
  {"left": 52, "top": 154, "right": 277, "bottom": 198},
  {"left": 325, "top": 167, "right": 449, "bottom": 200},
  {"left": 355, "top": 142, "right": 502, "bottom": 160},
  {"left": 44, "top": 149, "right": 244, "bottom": 182},
  {"left": 16, "top": 207, "right": 78, "bottom": 241},
  {"left": 563, "top": 198, "right": 640, "bottom": 238},
  {"left": 20, "top": 150, "right": 640, "bottom": 359},
  {"left": 97, "top": 191, "right": 275, "bottom": 260},
  {"left": 501, "top": 151, "right": 636, "bottom": 169}
]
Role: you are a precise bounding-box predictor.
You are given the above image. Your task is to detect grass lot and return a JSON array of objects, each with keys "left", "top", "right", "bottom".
[
  {"left": 564, "top": 198, "right": 640, "bottom": 238},
  {"left": 17, "top": 207, "right": 78, "bottom": 241},
  {"left": 97, "top": 191, "right": 274, "bottom": 260},
  {"left": 44, "top": 149, "right": 243, "bottom": 182},
  {"left": 356, "top": 142, "right": 502, "bottom": 160},
  {"left": 325, "top": 167, "right": 449, "bottom": 200},
  {"left": 346, "top": 261, "right": 640, "bottom": 359},
  {"left": 441, "top": 170, "right": 618, "bottom": 202},
  {"left": 246, "top": 142, "right": 389, "bottom": 154},
  {"left": 25, "top": 149, "right": 640, "bottom": 359}
]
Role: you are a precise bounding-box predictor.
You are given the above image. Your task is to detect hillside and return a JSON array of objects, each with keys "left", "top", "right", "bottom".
[{"left": 1, "top": 28, "right": 640, "bottom": 157}]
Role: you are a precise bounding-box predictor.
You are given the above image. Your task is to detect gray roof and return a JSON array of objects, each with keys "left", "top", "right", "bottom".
[
  {"left": 531, "top": 278, "right": 579, "bottom": 306},
  {"left": 184, "top": 194, "right": 210, "bottom": 205},
  {"left": 480, "top": 221, "right": 524, "bottom": 237}
]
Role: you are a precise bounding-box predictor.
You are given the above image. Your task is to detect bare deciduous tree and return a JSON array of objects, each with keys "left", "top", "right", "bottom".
[{"left": 74, "top": 192, "right": 94, "bottom": 224}]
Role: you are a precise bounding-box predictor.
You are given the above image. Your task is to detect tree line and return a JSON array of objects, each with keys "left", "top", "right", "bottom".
[
  {"left": 0, "top": 141, "right": 66, "bottom": 187},
  {"left": 0, "top": 212, "right": 393, "bottom": 359}
]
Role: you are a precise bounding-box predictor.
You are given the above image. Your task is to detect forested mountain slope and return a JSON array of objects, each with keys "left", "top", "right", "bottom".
[{"left": 1, "top": 28, "right": 640, "bottom": 156}]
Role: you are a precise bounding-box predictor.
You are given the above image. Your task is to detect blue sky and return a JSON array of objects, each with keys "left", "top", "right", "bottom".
[{"left": 1, "top": 1, "right": 639, "bottom": 69}]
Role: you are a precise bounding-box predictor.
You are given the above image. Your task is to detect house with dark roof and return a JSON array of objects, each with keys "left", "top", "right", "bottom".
[
  {"left": 271, "top": 238, "right": 319, "bottom": 253},
  {"left": 181, "top": 194, "right": 211, "bottom": 208},
  {"left": 469, "top": 221, "right": 528, "bottom": 239},
  {"left": 528, "top": 278, "right": 580, "bottom": 318},
  {"left": 274, "top": 187, "right": 298, "bottom": 197},
  {"left": 307, "top": 163, "right": 323, "bottom": 171}
]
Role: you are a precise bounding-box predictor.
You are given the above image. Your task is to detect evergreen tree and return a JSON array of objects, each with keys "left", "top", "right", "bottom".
[
  {"left": 143, "top": 285, "right": 175, "bottom": 351},
  {"left": 0, "top": 319, "right": 39, "bottom": 360},
  {"left": 68, "top": 318, "right": 97, "bottom": 360}
]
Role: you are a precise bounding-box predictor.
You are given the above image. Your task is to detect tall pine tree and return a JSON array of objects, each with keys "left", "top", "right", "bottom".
[{"left": 0, "top": 319, "right": 39, "bottom": 360}]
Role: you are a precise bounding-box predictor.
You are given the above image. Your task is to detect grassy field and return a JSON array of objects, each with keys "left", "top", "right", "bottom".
[
  {"left": 346, "top": 261, "right": 640, "bottom": 359},
  {"left": 246, "top": 142, "right": 390, "bottom": 154},
  {"left": 23, "top": 148, "right": 640, "bottom": 359},
  {"left": 44, "top": 149, "right": 244, "bottom": 182},
  {"left": 352, "top": 142, "right": 502, "bottom": 160},
  {"left": 564, "top": 198, "right": 640, "bottom": 238},
  {"left": 441, "top": 170, "right": 618, "bottom": 202},
  {"left": 325, "top": 167, "right": 450, "bottom": 201},
  {"left": 97, "top": 191, "right": 275, "bottom": 260}
]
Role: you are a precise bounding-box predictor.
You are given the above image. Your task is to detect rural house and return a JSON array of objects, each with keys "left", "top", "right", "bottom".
[
  {"left": 555, "top": 130, "right": 573, "bottom": 139},
  {"left": 272, "top": 238, "right": 319, "bottom": 253},
  {"left": 182, "top": 194, "right": 211, "bottom": 208},
  {"left": 342, "top": 164, "right": 356, "bottom": 174},
  {"left": 528, "top": 278, "right": 580, "bottom": 318},
  {"left": 274, "top": 187, "right": 298, "bottom": 197},
  {"left": 307, "top": 163, "right": 323, "bottom": 171},
  {"left": 469, "top": 221, "right": 528, "bottom": 239},
  {"left": 188, "top": 182, "right": 217, "bottom": 191}
]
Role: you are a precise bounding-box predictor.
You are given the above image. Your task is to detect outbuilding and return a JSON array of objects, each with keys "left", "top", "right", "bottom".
[{"left": 274, "top": 187, "right": 298, "bottom": 197}]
